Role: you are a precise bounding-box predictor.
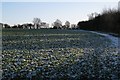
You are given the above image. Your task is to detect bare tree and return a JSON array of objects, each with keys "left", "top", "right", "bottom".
[
  {"left": 87, "top": 13, "right": 94, "bottom": 20},
  {"left": 88, "top": 12, "right": 99, "bottom": 20},
  {"left": 65, "top": 21, "right": 70, "bottom": 29},
  {"left": 33, "top": 18, "right": 41, "bottom": 29},
  {"left": 53, "top": 19, "right": 62, "bottom": 29},
  {"left": 118, "top": 1, "right": 120, "bottom": 11}
]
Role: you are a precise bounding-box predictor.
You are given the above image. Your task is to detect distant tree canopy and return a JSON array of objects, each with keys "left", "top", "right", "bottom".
[{"left": 78, "top": 8, "right": 120, "bottom": 35}]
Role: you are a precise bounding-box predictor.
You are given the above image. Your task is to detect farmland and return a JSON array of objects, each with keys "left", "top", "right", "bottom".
[{"left": 2, "top": 29, "right": 119, "bottom": 80}]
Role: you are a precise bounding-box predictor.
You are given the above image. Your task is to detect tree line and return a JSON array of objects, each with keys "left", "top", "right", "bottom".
[
  {"left": 1, "top": 18, "right": 77, "bottom": 29},
  {"left": 77, "top": 8, "right": 120, "bottom": 35}
]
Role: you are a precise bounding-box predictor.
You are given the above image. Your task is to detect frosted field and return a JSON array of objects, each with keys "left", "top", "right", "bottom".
[{"left": 2, "top": 29, "right": 119, "bottom": 80}]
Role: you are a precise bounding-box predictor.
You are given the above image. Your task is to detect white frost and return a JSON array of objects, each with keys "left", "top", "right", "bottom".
[{"left": 90, "top": 31, "right": 119, "bottom": 47}]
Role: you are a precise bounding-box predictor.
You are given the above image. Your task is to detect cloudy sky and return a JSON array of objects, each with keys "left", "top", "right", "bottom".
[{"left": 1, "top": 0, "right": 119, "bottom": 26}]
